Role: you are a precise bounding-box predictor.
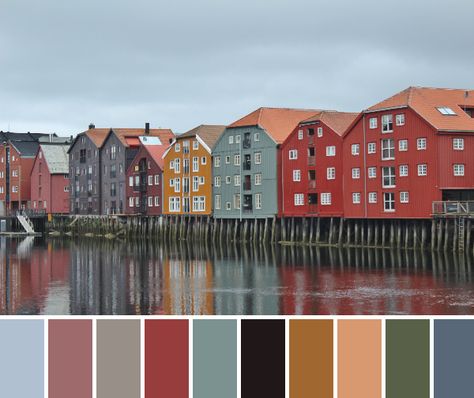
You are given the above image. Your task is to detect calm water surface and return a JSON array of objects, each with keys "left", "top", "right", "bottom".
[{"left": 1, "top": 237, "right": 473, "bottom": 315}]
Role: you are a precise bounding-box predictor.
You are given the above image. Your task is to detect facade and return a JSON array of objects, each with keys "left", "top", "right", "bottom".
[
  {"left": 0, "top": 131, "right": 58, "bottom": 212},
  {"left": 125, "top": 137, "right": 166, "bottom": 216},
  {"left": 31, "top": 143, "right": 71, "bottom": 214},
  {"left": 163, "top": 125, "right": 226, "bottom": 215},
  {"left": 212, "top": 108, "right": 319, "bottom": 219},
  {"left": 279, "top": 111, "right": 358, "bottom": 217},
  {"left": 343, "top": 86, "right": 474, "bottom": 219},
  {"left": 68, "top": 125, "right": 108, "bottom": 215},
  {"left": 100, "top": 124, "right": 174, "bottom": 215}
]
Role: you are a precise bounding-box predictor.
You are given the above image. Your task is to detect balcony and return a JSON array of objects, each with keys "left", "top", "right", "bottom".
[
  {"left": 243, "top": 139, "right": 251, "bottom": 149},
  {"left": 432, "top": 201, "right": 474, "bottom": 216},
  {"left": 308, "top": 180, "right": 316, "bottom": 189},
  {"left": 308, "top": 156, "right": 315, "bottom": 166},
  {"left": 308, "top": 135, "right": 315, "bottom": 145}
]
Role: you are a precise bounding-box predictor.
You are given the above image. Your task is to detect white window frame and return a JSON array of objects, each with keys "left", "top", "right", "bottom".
[
  {"left": 368, "top": 192, "right": 377, "bottom": 204},
  {"left": 317, "top": 127, "right": 323, "bottom": 137},
  {"left": 234, "top": 174, "right": 241, "bottom": 186},
  {"left": 327, "top": 167, "right": 335, "bottom": 180},
  {"left": 382, "top": 114, "right": 393, "bottom": 133},
  {"left": 352, "top": 168, "right": 360, "bottom": 179},
  {"left": 453, "top": 138, "right": 464, "bottom": 150},
  {"left": 154, "top": 175, "right": 160, "bottom": 185},
  {"left": 215, "top": 194, "right": 221, "bottom": 210},
  {"left": 254, "top": 152, "right": 262, "bottom": 164},
  {"left": 367, "top": 142, "right": 376, "bottom": 154},
  {"left": 229, "top": 135, "right": 234, "bottom": 144},
  {"left": 417, "top": 138, "right": 427, "bottom": 150},
  {"left": 400, "top": 191, "right": 409, "bottom": 203},
  {"left": 368, "top": 167, "right": 376, "bottom": 179},
  {"left": 234, "top": 154, "right": 241, "bottom": 166},
  {"left": 352, "top": 192, "right": 361, "bottom": 204},
  {"left": 351, "top": 144, "right": 360, "bottom": 155},
  {"left": 326, "top": 146, "right": 336, "bottom": 157},
  {"left": 381, "top": 138, "right": 395, "bottom": 160},
  {"left": 255, "top": 193, "right": 262, "bottom": 209},
  {"left": 214, "top": 176, "right": 221, "bottom": 187},
  {"left": 293, "top": 169, "right": 301, "bottom": 182},
  {"left": 399, "top": 165, "right": 408, "bottom": 177},
  {"left": 453, "top": 164, "right": 465, "bottom": 176},
  {"left": 289, "top": 149, "right": 298, "bottom": 160},
  {"left": 193, "top": 157, "right": 199, "bottom": 172},
  {"left": 321, "top": 193, "right": 331, "bottom": 205},
  {"left": 384, "top": 192, "right": 395, "bottom": 212},
  {"left": 154, "top": 196, "right": 160, "bottom": 207},
  {"left": 396, "top": 114, "right": 405, "bottom": 126},
  {"left": 399, "top": 139, "right": 408, "bottom": 152},
  {"left": 417, "top": 164, "right": 427, "bottom": 176},
  {"left": 294, "top": 193, "right": 304, "bottom": 206},
  {"left": 298, "top": 129, "right": 304, "bottom": 140},
  {"left": 382, "top": 166, "right": 396, "bottom": 188},
  {"left": 214, "top": 156, "right": 221, "bottom": 167},
  {"left": 254, "top": 132, "right": 260, "bottom": 142},
  {"left": 254, "top": 173, "right": 262, "bottom": 186},
  {"left": 369, "top": 117, "right": 377, "bottom": 129}
]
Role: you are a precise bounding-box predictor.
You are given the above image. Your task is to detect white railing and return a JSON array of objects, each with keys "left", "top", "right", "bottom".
[
  {"left": 16, "top": 211, "right": 35, "bottom": 233},
  {"left": 432, "top": 201, "right": 474, "bottom": 215}
]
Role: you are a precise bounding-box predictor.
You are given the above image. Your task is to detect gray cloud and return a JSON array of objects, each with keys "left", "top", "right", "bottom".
[{"left": 1, "top": 0, "right": 473, "bottom": 135}]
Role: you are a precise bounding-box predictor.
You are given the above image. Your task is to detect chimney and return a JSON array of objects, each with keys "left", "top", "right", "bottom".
[
  {"left": 145, "top": 122, "right": 150, "bottom": 135},
  {"left": 465, "top": 91, "right": 469, "bottom": 99},
  {"left": 89, "top": 123, "right": 95, "bottom": 129}
]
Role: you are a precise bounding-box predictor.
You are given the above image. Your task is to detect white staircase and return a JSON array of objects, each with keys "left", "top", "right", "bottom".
[{"left": 16, "top": 211, "right": 35, "bottom": 234}]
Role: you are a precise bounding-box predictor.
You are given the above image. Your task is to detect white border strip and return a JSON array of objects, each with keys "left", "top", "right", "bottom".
[
  {"left": 333, "top": 319, "right": 338, "bottom": 398},
  {"left": 189, "top": 319, "right": 194, "bottom": 398},
  {"left": 285, "top": 318, "right": 289, "bottom": 398},
  {"left": 44, "top": 319, "right": 48, "bottom": 398},
  {"left": 140, "top": 318, "right": 145, "bottom": 398},
  {"left": 237, "top": 319, "right": 241, "bottom": 398},
  {"left": 92, "top": 319, "right": 97, "bottom": 398},
  {"left": 381, "top": 319, "right": 386, "bottom": 398}
]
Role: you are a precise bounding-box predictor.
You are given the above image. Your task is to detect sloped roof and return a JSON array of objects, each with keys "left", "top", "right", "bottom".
[
  {"left": 40, "top": 144, "right": 70, "bottom": 174},
  {"left": 0, "top": 131, "right": 50, "bottom": 143},
  {"left": 10, "top": 141, "right": 41, "bottom": 157},
  {"left": 144, "top": 144, "right": 167, "bottom": 169},
  {"left": 110, "top": 128, "right": 174, "bottom": 147},
  {"left": 178, "top": 124, "right": 226, "bottom": 149},
  {"left": 368, "top": 86, "right": 474, "bottom": 132},
  {"left": 84, "top": 128, "right": 111, "bottom": 148},
  {"left": 301, "top": 111, "right": 359, "bottom": 136},
  {"left": 228, "top": 107, "right": 321, "bottom": 143}
]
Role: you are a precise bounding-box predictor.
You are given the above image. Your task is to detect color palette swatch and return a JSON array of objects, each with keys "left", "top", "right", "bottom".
[{"left": 0, "top": 317, "right": 473, "bottom": 397}]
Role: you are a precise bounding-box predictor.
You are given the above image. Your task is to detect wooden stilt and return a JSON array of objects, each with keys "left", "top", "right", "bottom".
[
  {"left": 290, "top": 217, "right": 295, "bottom": 242},
  {"left": 444, "top": 218, "right": 449, "bottom": 251},
  {"left": 338, "top": 218, "right": 344, "bottom": 246},
  {"left": 354, "top": 221, "right": 359, "bottom": 246},
  {"left": 437, "top": 219, "right": 443, "bottom": 251},
  {"left": 271, "top": 216, "right": 276, "bottom": 243},
  {"left": 367, "top": 220, "right": 372, "bottom": 246},
  {"left": 309, "top": 217, "right": 314, "bottom": 243},
  {"left": 263, "top": 218, "right": 269, "bottom": 242},
  {"left": 281, "top": 217, "right": 287, "bottom": 242},
  {"left": 421, "top": 221, "right": 427, "bottom": 250},
  {"left": 404, "top": 222, "right": 409, "bottom": 249},
  {"left": 374, "top": 221, "right": 379, "bottom": 247},
  {"left": 466, "top": 219, "right": 472, "bottom": 253},
  {"left": 390, "top": 221, "right": 395, "bottom": 248},
  {"left": 381, "top": 221, "right": 386, "bottom": 247},
  {"left": 315, "top": 217, "right": 321, "bottom": 243},
  {"left": 328, "top": 217, "right": 334, "bottom": 245}
]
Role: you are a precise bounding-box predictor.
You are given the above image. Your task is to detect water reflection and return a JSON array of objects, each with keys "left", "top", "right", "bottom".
[{"left": 1, "top": 237, "right": 474, "bottom": 315}]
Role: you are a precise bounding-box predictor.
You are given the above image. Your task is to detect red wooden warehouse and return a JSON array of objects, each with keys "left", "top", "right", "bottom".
[
  {"left": 30, "top": 143, "right": 71, "bottom": 214},
  {"left": 342, "top": 86, "right": 474, "bottom": 219},
  {"left": 126, "top": 136, "right": 166, "bottom": 216},
  {"left": 279, "top": 111, "right": 358, "bottom": 218}
]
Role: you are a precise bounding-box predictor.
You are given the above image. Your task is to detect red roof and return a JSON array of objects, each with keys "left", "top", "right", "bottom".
[
  {"left": 125, "top": 137, "right": 141, "bottom": 147},
  {"left": 301, "top": 111, "right": 359, "bottom": 136},
  {"left": 144, "top": 144, "right": 167, "bottom": 169},
  {"left": 368, "top": 86, "right": 474, "bottom": 132},
  {"left": 229, "top": 107, "right": 321, "bottom": 143}
]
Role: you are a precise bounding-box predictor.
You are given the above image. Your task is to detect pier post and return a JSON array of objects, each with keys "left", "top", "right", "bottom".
[
  {"left": 444, "top": 218, "right": 449, "bottom": 251},
  {"left": 315, "top": 217, "right": 321, "bottom": 243},
  {"left": 338, "top": 218, "right": 344, "bottom": 246}
]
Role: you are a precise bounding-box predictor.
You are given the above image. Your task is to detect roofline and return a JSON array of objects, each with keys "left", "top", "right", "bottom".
[
  {"left": 162, "top": 139, "right": 176, "bottom": 160},
  {"left": 437, "top": 129, "right": 474, "bottom": 134},
  {"left": 364, "top": 105, "right": 409, "bottom": 114},
  {"left": 195, "top": 134, "right": 212, "bottom": 154}
]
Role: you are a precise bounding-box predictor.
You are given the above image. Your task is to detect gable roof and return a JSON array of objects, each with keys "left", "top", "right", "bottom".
[
  {"left": 228, "top": 107, "right": 321, "bottom": 144},
  {"left": 144, "top": 145, "right": 167, "bottom": 169},
  {"left": 39, "top": 144, "right": 70, "bottom": 174},
  {"left": 10, "top": 141, "right": 41, "bottom": 157},
  {"left": 300, "top": 111, "right": 359, "bottom": 136},
  {"left": 367, "top": 86, "right": 474, "bottom": 133},
  {"left": 178, "top": 125, "right": 226, "bottom": 150},
  {"left": 107, "top": 128, "right": 174, "bottom": 148}
]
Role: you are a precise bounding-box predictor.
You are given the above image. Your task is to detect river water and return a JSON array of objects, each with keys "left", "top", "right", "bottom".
[{"left": 0, "top": 237, "right": 473, "bottom": 315}]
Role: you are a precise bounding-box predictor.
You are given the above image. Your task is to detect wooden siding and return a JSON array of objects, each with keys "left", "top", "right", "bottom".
[
  {"left": 163, "top": 136, "right": 213, "bottom": 215},
  {"left": 438, "top": 133, "right": 474, "bottom": 189},
  {"left": 212, "top": 126, "right": 278, "bottom": 219}
]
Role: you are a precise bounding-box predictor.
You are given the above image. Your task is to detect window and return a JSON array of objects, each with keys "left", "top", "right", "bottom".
[
  {"left": 170, "top": 160, "right": 174, "bottom": 170},
  {"left": 129, "top": 197, "right": 134, "bottom": 207},
  {"left": 193, "top": 157, "right": 199, "bottom": 172},
  {"left": 327, "top": 167, "right": 335, "bottom": 180},
  {"left": 351, "top": 144, "right": 360, "bottom": 155},
  {"left": 437, "top": 107, "right": 456, "bottom": 115},
  {"left": 381, "top": 139, "right": 395, "bottom": 160},
  {"left": 298, "top": 129, "right": 304, "bottom": 140},
  {"left": 384, "top": 192, "right": 395, "bottom": 211},
  {"left": 12, "top": 170, "right": 18, "bottom": 177},
  {"left": 289, "top": 150, "right": 298, "bottom": 160},
  {"left": 454, "top": 164, "right": 465, "bottom": 176},
  {"left": 417, "top": 164, "right": 427, "bottom": 176},
  {"left": 399, "top": 165, "right": 408, "bottom": 177},
  {"left": 201, "top": 157, "right": 207, "bottom": 165},
  {"left": 225, "top": 176, "right": 231, "bottom": 184},
  {"left": 352, "top": 168, "right": 360, "bottom": 179},
  {"left": 226, "top": 202, "right": 231, "bottom": 210},
  {"left": 235, "top": 135, "right": 241, "bottom": 144},
  {"left": 254, "top": 173, "right": 262, "bottom": 185},
  {"left": 453, "top": 138, "right": 464, "bottom": 150},
  {"left": 182, "top": 141, "right": 189, "bottom": 154},
  {"left": 399, "top": 139, "right": 408, "bottom": 151},
  {"left": 255, "top": 193, "right": 262, "bottom": 209},
  {"left": 175, "top": 177, "right": 181, "bottom": 192},
  {"left": 214, "top": 156, "right": 221, "bottom": 167},
  {"left": 368, "top": 167, "right": 377, "bottom": 179},
  {"left": 214, "top": 176, "right": 221, "bottom": 187},
  {"left": 321, "top": 193, "right": 331, "bottom": 205},
  {"left": 382, "top": 166, "right": 396, "bottom": 188},
  {"left": 148, "top": 175, "right": 153, "bottom": 186},
  {"left": 294, "top": 193, "right": 304, "bottom": 206},
  {"left": 234, "top": 154, "right": 240, "bottom": 166},
  {"left": 400, "top": 191, "right": 409, "bottom": 203},
  {"left": 233, "top": 194, "right": 241, "bottom": 209},
  {"left": 234, "top": 174, "right": 241, "bottom": 186},
  {"left": 254, "top": 132, "right": 260, "bottom": 142},
  {"left": 382, "top": 114, "right": 393, "bottom": 132},
  {"left": 154, "top": 175, "right": 160, "bottom": 185},
  {"left": 396, "top": 114, "right": 405, "bottom": 126},
  {"left": 368, "top": 192, "right": 377, "bottom": 203},
  {"left": 243, "top": 132, "right": 251, "bottom": 148},
  {"left": 229, "top": 135, "right": 234, "bottom": 144},
  {"left": 367, "top": 142, "right": 376, "bottom": 154},
  {"left": 193, "top": 176, "right": 199, "bottom": 191},
  {"left": 64, "top": 186, "right": 69, "bottom": 192},
  {"left": 12, "top": 186, "right": 18, "bottom": 193},
  {"left": 175, "top": 143, "right": 181, "bottom": 152},
  {"left": 293, "top": 169, "right": 301, "bottom": 182},
  {"left": 169, "top": 178, "right": 174, "bottom": 187},
  {"left": 225, "top": 156, "right": 230, "bottom": 164},
  {"left": 155, "top": 196, "right": 160, "bottom": 207},
  {"left": 317, "top": 127, "right": 323, "bottom": 137},
  {"left": 192, "top": 196, "right": 206, "bottom": 212},
  {"left": 169, "top": 197, "right": 181, "bottom": 212},
  {"left": 254, "top": 152, "right": 262, "bottom": 164},
  {"left": 352, "top": 193, "right": 361, "bottom": 204},
  {"left": 215, "top": 195, "right": 221, "bottom": 210},
  {"left": 369, "top": 117, "right": 377, "bottom": 129},
  {"left": 183, "top": 158, "right": 189, "bottom": 173},
  {"left": 174, "top": 158, "right": 180, "bottom": 173},
  {"left": 193, "top": 140, "right": 199, "bottom": 150},
  {"left": 148, "top": 196, "right": 153, "bottom": 207},
  {"left": 417, "top": 138, "right": 427, "bottom": 150},
  {"left": 326, "top": 146, "right": 336, "bottom": 156}
]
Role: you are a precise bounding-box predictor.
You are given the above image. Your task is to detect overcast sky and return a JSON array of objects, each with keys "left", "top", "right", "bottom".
[{"left": 1, "top": 0, "right": 473, "bottom": 136}]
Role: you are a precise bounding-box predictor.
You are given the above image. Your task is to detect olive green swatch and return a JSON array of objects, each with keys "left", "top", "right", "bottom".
[{"left": 386, "top": 320, "right": 429, "bottom": 398}]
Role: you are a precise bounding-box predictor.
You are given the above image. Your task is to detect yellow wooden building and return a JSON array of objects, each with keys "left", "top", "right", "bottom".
[{"left": 163, "top": 125, "right": 226, "bottom": 215}]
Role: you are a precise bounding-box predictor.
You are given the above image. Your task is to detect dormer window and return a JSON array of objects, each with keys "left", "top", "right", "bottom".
[{"left": 437, "top": 107, "right": 456, "bottom": 115}]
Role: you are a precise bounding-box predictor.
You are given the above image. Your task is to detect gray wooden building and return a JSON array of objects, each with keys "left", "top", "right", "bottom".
[{"left": 212, "top": 108, "right": 318, "bottom": 219}]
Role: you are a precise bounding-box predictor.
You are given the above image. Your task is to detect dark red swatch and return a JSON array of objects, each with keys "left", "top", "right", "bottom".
[
  {"left": 145, "top": 319, "right": 189, "bottom": 398},
  {"left": 49, "top": 320, "right": 92, "bottom": 398}
]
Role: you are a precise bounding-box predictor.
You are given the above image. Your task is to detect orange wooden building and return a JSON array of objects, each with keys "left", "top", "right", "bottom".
[{"left": 162, "top": 125, "right": 225, "bottom": 215}]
